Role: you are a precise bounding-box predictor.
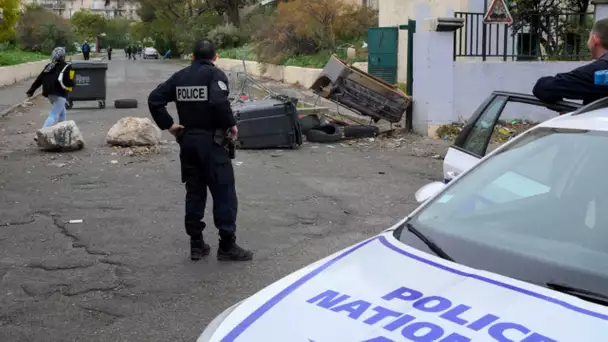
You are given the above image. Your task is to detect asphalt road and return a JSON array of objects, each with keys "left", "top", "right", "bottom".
[{"left": 0, "top": 55, "right": 445, "bottom": 341}]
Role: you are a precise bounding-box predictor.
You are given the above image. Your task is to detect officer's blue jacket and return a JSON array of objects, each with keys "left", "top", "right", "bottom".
[{"left": 533, "top": 55, "right": 608, "bottom": 105}]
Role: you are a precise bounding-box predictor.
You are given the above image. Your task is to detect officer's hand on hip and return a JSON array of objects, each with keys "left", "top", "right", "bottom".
[
  {"left": 168, "top": 123, "right": 184, "bottom": 137},
  {"left": 229, "top": 125, "right": 238, "bottom": 140}
]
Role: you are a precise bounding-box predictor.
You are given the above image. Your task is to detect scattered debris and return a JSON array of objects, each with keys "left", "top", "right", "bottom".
[
  {"left": 436, "top": 118, "right": 538, "bottom": 144},
  {"left": 110, "top": 145, "right": 162, "bottom": 158}
]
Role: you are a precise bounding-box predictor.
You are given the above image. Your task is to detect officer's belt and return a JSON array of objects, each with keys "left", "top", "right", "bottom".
[
  {"left": 182, "top": 128, "right": 228, "bottom": 146},
  {"left": 182, "top": 127, "right": 215, "bottom": 135}
]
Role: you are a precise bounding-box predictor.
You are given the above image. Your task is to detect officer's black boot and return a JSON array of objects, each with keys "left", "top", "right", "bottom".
[
  {"left": 217, "top": 233, "right": 253, "bottom": 261},
  {"left": 190, "top": 236, "right": 211, "bottom": 261}
]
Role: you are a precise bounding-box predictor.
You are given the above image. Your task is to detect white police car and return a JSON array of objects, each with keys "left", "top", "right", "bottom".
[{"left": 198, "top": 97, "right": 608, "bottom": 341}]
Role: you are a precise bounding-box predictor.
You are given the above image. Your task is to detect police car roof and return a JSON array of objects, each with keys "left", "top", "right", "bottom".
[{"left": 538, "top": 97, "right": 608, "bottom": 132}]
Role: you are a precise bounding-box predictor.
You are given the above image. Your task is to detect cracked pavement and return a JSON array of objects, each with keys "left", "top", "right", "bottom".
[{"left": 0, "top": 55, "right": 446, "bottom": 341}]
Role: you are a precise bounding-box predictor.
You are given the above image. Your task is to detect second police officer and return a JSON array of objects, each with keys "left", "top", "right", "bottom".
[{"left": 148, "top": 39, "right": 253, "bottom": 262}]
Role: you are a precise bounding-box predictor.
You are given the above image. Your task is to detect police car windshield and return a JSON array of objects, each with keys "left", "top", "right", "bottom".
[{"left": 408, "top": 127, "right": 608, "bottom": 280}]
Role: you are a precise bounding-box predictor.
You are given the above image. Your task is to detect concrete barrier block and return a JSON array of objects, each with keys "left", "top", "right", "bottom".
[
  {"left": 257, "top": 63, "right": 285, "bottom": 82},
  {"left": 217, "top": 58, "right": 325, "bottom": 88},
  {"left": 0, "top": 60, "right": 45, "bottom": 87},
  {"left": 284, "top": 66, "right": 322, "bottom": 88},
  {"left": 215, "top": 59, "right": 244, "bottom": 72},
  {"left": 352, "top": 62, "right": 368, "bottom": 73}
]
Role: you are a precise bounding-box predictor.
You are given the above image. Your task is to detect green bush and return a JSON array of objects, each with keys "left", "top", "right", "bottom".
[
  {"left": 16, "top": 5, "right": 74, "bottom": 54},
  {"left": 239, "top": 4, "right": 277, "bottom": 43},
  {"left": 187, "top": 12, "right": 224, "bottom": 42},
  {"left": 0, "top": 49, "right": 47, "bottom": 66},
  {"left": 207, "top": 23, "right": 244, "bottom": 49},
  {"left": 252, "top": 0, "right": 377, "bottom": 65},
  {"left": 0, "top": 0, "right": 20, "bottom": 43},
  {"left": 40, "top": 22, "right": 74, "bottom": 54}
]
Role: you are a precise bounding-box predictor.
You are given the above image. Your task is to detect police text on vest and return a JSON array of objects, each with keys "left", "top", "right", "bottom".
[{"left": 176, "top": 86, "right": 208, "bottom": 101}]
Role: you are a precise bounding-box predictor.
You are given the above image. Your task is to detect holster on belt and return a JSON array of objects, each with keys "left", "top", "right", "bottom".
[{"left": 214, "top": 129, "right": 236, "bottom": 160}]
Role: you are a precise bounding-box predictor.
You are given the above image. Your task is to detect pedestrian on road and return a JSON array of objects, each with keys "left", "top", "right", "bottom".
[
  {"left": 148, "top": 39, "right": 253, "bottom": 262},
  {"left": 26, "top": 47, "right": 75, "bottom": 132},
  {"left": 533, "top": 18, "right": 608, "bottom": 105},
  {"left": 126, "top": 45, "right": 132, "bottom": 60},
  {"left": 107, "top": 45, "right": 113, "bottom": 60},
  {"left": 82, "top": 41, "right": 91, "bottom": 60}
]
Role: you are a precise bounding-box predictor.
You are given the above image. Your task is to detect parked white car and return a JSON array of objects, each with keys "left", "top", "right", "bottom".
[
  {"left": 198, "top": 97, "right": 608, "bottom": 341},
  {"left": 143, "top": 47, "right": 159, "bottom": 59}
]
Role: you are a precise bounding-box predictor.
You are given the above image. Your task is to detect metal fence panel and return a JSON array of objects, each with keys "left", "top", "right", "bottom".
[{"left": 454, "top": 11, "right": 594, "bottom": 61}]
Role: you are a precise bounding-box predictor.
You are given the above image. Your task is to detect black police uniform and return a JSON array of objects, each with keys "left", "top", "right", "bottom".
[
  {"left": 148, "top": 59, "right": 252, "bottom": 261},
  {"left": 533, "top": 53, "right": 608, "bottom": 105}
]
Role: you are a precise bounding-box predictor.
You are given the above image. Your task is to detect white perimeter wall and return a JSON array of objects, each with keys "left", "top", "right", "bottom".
[{"left": 453, "top": 61, "right": 587, "bottom": 122}]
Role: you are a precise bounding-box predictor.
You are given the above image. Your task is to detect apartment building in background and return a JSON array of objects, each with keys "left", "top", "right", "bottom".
[
  {"left": 259, "top": 0, "right": 378, "bottom": 9},
  {"left": 22, "top": 0, "right": 139, "bottom": 20},
  {"left": 358, "top": 0, "right": 379, "bottom": 10}
]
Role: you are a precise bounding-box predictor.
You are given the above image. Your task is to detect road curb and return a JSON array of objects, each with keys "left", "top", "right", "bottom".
[{"left": 0, "top": 91, "right": 43, "bottom": 118}]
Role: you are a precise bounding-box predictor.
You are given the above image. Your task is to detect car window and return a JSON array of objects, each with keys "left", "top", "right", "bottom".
[
  {"left": 458, "top": 97, "right": 577, "bottom": 157},
  {"left": 485, "top": 101, "right": 562, "bottom": 154},
  {"left": 461, "top": 96, "right": 507, "bottom": 156},
  {"left": 411, "top": 127, "right": 608, "bottom": 277},
  {"left": 474, "top": 139, "right": 559, "bottom": 207}
]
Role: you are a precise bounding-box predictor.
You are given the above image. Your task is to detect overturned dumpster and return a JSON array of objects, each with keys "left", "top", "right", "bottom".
[{"left": 310, "top": 55, "right": 411, "bottom": 123}]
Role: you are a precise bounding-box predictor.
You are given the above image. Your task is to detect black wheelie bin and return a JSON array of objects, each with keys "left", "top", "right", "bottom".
[
  {"left": 66, "top": 60, "right": 108, "bottom": 109},
  {"left": 232, "top": 95, "right": 303, "bottom": 150}
]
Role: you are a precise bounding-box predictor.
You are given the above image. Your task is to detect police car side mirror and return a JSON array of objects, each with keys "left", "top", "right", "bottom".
[{"left": 415, "top": 182, "right": 446, "bottom": 203}]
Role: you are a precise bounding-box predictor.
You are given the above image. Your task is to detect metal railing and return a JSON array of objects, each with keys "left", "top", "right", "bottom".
[{"left": 453, "top": 11, "right": 594, "bottom": 61}]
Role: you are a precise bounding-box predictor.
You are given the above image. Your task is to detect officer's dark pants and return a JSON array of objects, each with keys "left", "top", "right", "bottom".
[
  {"left": 179, "top": 130, "right": 237, "bottom": 243},
  {"left": 83, "top": 52, "right": 90, "bottom": 60}
]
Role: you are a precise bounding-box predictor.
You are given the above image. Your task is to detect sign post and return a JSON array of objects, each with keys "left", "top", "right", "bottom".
[{"left": 483, "top": 0, "right": 513, "bottom": 24}]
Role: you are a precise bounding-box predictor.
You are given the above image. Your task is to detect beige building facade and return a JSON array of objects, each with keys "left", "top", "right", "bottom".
[
  {"left": 379, "top": 0, "right": 470, "bottom": 82},
  {"left": 22, "top": 0, "right": 139, "bottom": 20}
]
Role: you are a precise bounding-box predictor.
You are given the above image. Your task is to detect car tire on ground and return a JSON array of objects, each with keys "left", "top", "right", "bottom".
[
  {"left": 343, "top": 125, "right": 380, "bottom": 139},
  {"left": 299, "top": 114, "right": 322, "bottom": 134},
  {"left": 114, "top": 99, "right": 138, "bottom": 109},
  {"left": 306, "top": 123, "right": 343, "bottom": 143}
]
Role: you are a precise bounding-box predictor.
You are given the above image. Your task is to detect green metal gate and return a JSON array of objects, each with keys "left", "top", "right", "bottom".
[{"left": 367, "top": 27, "right": 399, "bottom": 85}]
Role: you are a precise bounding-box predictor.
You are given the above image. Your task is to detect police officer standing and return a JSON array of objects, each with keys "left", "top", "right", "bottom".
[{"left": 148, "top": 39, "right": 253, "bottom": 262}]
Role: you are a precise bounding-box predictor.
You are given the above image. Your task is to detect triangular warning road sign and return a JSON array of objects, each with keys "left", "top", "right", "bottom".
[{"left": 483, "top": 0, "right": 513, "bottom": 24}]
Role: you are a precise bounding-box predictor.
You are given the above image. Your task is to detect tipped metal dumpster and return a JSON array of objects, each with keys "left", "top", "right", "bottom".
[{"left": 66, "top": 61, "right": 108, "bottom": 109}]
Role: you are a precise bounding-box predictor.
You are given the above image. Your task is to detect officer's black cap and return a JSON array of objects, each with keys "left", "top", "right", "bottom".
[{"left": 193, "top": 39, "right": 216, "bottom": 61}]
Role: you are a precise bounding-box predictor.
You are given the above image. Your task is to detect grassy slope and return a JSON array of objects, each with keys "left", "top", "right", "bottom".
[{"left": 0, "top": 50, "right": 48, "bottom": 67}]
